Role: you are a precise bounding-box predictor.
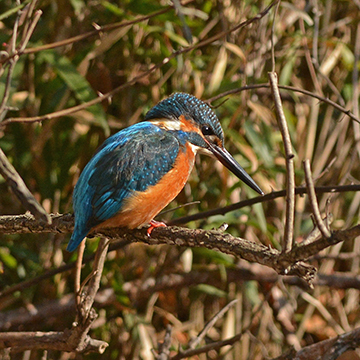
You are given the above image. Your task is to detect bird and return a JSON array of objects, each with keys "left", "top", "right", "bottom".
[{"left": 67, "top": 93, "right": 263, "bottom": 252}]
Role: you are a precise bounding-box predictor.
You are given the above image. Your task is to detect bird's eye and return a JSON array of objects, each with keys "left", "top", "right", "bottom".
[{"left": 201, "top": 125, "right": 214, "bottom": 136}]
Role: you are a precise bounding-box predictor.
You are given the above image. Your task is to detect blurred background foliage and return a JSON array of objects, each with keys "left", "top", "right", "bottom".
[{"left": 0, "top": 0, "right": 360, "bottom": 359}]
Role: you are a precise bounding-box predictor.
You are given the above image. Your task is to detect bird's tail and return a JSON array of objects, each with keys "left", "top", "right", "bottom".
[{"left": 66, "top": 226, "right": 89, "bottom": 252}]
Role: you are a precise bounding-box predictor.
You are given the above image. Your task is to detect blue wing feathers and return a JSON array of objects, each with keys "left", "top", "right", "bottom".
[{"left": 67, "top": 122, "right": 181, "bottom": 251}]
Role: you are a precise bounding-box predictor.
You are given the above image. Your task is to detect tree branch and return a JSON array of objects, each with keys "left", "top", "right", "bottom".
[
  {"left": 303, "top": 160, "right": 331, "bottom": 238},
  {"left": 207, "top": 84, "right": 360, "bottom": 125},
  {"left": 0, "top": 149, "right": 50, "bottom": 224},
  {"left": 268, "top": 71, "right": 296, "bottom": 253},
  {"left": 1, "top": 213, "right": 360, "bottom": 285},
  {"left": 0, "top": 331, "right": 108, "bottom": 354},
  {"left": 273, "top": 327, "right": 360, "bottom": 360},
  {"left": 169, "top": 185, "right": 360, "bottom": 225}
]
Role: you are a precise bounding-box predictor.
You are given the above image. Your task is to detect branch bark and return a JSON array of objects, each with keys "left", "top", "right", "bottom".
[
  {"left": 1, "top": 213, "right": 360, "bottom": 286},
  {"left": 268, "top": 71, "right": 295, "bottom": 253},
  {"left": 0, "top": 149, "right": 50, "bottom": 224},
  {"left": 273, "top": 326, "right": 360, "bottom": 360},
  {"left": 0, "top": 331, "right": 107, "bottom": 354}
]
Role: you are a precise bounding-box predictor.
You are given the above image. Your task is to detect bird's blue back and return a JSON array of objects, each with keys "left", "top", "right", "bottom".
[{"left": 68, "top": 122, "right": 184, "bottom": 251}]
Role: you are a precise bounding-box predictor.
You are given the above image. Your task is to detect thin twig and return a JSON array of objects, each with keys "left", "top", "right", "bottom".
[
  {"left": 0, "top": 0, "right": 32, "bottom": 22},
  {"left": 169, "top": 184, "right": 360, "bottom": 225},
  {"left": 0, "top": 239, "right": 130, "bottom": 300},
  {"left": 156, "top": 325, "right": 173, "bottom": 360},
  {"left": 0, "top": 331, "right": 108, "bottom": 353},
  {"left": 0, "top": 148, "right": 50, "bottom": 223},
  {"left": 172, "top": 290, "right": 274, "bottom": 360},
  {"left": 308, "top": 0, "right": 346, "bottom": 107},
  {"left": 206, "top": 83, "right": 360, "bottom": 125},
  {"left": 0, "top": 8, "right": 20, "bottom": 120},
  {"left": 66, "top": 238, "right": 110, "bottom": 353},
  {"left": 0, "top": 2, "right": 42, "bottom": 122},
  {"left": 80, "top": 237, "right": 110, "bottom": 321},
  {"left": 352, "top": 23, "right": 360, "bottom": 158},
  {"left": 303, "top": 160, "right": 331, "bottom": 238},
  {"left": 18, "top": 9, "right": 42, "bottom": 53},
  {"left": 270, "top": 0, "right": 280, "bottom": 73},
  {"left": 188, "top": 299, "right": 238, "bottom": 349},
  {"left": 20, "top": 0, "right": 38, "bottom": 42},
  {"left": 268, "top": 72, "right": 295, "bottom": 253},
  {"left": 172, "top": 0, "right": 193, "bottom": 44},
  {"left": 75, "top": 240, "right": 86, "bottom": 314},
  {"left": 299, "top": 18, "right": 322, "bottom": 96}
]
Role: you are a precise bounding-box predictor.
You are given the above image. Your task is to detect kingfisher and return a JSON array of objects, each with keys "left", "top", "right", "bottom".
[{"left": 67, "top": 93, "right": 263, "bottom": 252}]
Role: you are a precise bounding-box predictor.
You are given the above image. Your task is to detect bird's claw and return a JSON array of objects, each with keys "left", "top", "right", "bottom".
[{"left": 147, "top": 220, "right": 167, "bottom": 237}]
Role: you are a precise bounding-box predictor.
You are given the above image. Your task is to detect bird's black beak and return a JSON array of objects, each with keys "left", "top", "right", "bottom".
[{"left": 208, "top": 143, "right": 264, "bottom": 195}]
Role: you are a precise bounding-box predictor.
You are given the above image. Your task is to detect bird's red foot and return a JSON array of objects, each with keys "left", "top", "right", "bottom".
[{"left": 147, "top": 220, "right": 166, "bottom": 236}]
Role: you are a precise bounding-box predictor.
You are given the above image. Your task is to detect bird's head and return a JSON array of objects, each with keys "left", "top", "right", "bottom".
[{"left": 144, "top": 93, "right": 264, "bottom": 195}]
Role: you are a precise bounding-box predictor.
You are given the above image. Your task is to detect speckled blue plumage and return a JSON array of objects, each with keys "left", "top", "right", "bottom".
[
  {"left": 67, "top": 93, "right": 226, "bottom": 252},
  {"left": 145, "top": 92, "right": 224, "bottom": 142}
]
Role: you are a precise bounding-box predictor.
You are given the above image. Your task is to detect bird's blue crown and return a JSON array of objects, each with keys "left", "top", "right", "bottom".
[{"left": 144, "top": 93, "right": 224, "bottom": 141}]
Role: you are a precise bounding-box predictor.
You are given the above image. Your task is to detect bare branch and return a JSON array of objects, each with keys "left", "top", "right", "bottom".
[
  {"left": 272, "top": 327, "right": 360, "bottom": 360},
  {"left": 207, "top": 84, "right": 360, "bottom": 125},
  {"left": 0, "top": 331, "right": 108, "bottom": 354},
  {"left": 188, "top": 299, "right": 238, "bottom": 349},
  {"left": 0, "top": 211, "right": 360, "bottom": 285},
  {"left": 268, "top": 72, "right": 295, "bottom": 253},
  {"left": 79, "top": 238, "right": 110, "bottom": 321},
  {"left": 74, "top": 241, "right": 86, "bottom": 314},
  {"left": 156, "top": 325, "right": 173, "bottom": 360},
  {"left": 169, "top": 185, "right": 360, "bottom": 225},
  {"left": 0, "top": 149, "right": 50, "bottom": 224},
  {"left": 0, "top": 2, "right": 42, "bottom": 122},
  {"left": 303, "top": 160, "right": 331, "bottom": 239}
]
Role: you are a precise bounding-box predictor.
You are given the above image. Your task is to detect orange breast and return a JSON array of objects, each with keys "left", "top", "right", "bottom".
[{"left": 93, "top": 143, "right": 196, "bottom": 231}]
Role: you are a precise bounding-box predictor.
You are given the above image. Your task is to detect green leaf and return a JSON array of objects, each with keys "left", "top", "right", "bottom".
[
  {"left": 253, "top": 201, "right": 267, "bottom": 233},
  {"left": 194, "top": 284, "right": 228, "bottom": 298},
  {"left": 193, "top": 247, "right": 234, "bottom": 266},
  {"left": 101, "top": 1, "right": 125, "bottom": 16},
  {"left": 69, "top": 0, "right": 86, "bottom": 16},
  {"left": 0, "top": 0, "right": 31, "bottom": 21},
  {"left": 243, "top": 121, "right": 274, "bottom": 167},
  {"left": 245, "top": 281, "right": 261, "bottom": 306},
  {"left": 340, "top": 43, "right": 355, "bottom": 70},
  {"left": 0, "top": 247, "right": 17, "bottom": 269}
]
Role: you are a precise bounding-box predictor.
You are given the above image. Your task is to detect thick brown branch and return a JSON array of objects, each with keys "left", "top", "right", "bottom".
[
  {"left": 273, "top": 326, "right": 360, "bottom": 360},
  {"left": 1, "top": 213, "right": 360, "bottom": 285}
]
